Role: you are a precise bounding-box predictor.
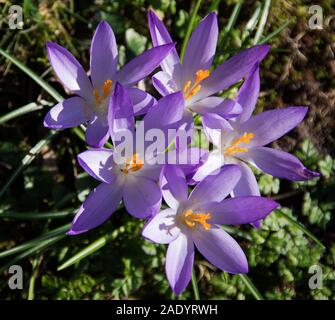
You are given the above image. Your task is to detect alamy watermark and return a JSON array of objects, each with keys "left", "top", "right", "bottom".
[
  {"left": 8, "top": 265, "right": 23, "bottom": 290},
  {"left": 8, "top": 5, "right": 24, "bottom": 30},
  {"left": 308, "top": 265, "right": 323, "bottom": 290}
]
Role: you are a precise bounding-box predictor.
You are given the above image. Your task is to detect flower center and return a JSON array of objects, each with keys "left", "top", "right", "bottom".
[
  {"left": 93, "top": 79, "right": 113, "bottom": 105},
  {"left": 121, "top": 153, "right": 144, "bottom": 174},
  {"left": 183, "top": 69, "right": 210, "bottom": 100},
  {"left": 224, "top": 132, "right": 254, "bottom": 156},
  {"left": 183, "top": 209, "right": 212, "bottom": 230}
]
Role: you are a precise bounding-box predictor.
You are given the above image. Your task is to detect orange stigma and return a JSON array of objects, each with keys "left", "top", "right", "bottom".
[
  {"left": 224, "top": 132, "right": 254, "bottom": 156},
  {"left": 183, "top": 209, "right": 211, "bottom": 230},
  {"left": 183, "top": 69, "right": 210, "bottom": 100},
  {"left": 94, "top": 79, "right": 113, "bottom": 105},
  {"left": 122, "top": 153, "right": 144, "bottom": 174}
]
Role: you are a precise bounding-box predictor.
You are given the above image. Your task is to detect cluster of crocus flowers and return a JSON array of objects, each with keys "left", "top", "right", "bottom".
[{"left": 43, "top": 12, "right": 319, "bottom": 296}]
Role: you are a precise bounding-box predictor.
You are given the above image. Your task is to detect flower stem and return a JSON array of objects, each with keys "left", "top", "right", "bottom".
[{"left": 191, "top": 268, "right": 200, "bottom": 300}]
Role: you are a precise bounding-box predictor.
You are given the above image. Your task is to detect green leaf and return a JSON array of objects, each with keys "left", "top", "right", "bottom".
[
  {"left": 0, "top": 48, "right": 63, "bottom": 103},
  {"left": 258, "top": 21, "right": 290, "bottom": 44},
  {"left": 191, "top": 268, "right": 200, "bottom": 300},
  {"left": 276, "top": 209, "right": 325, "bottom": 250},
  {"left": 0, "top": 209, "right": 75, "bottom": 220},
  {"left": 58, "top": 233, "right": 114, "bottom": 271},
  {"left": 125, "top": 28, "right": 147, "bottom": 55},
  {"left": 238, "top": 274, "right": 263, "bottom": 300},
  {"left": 180, "top": 0, "right": 202, "bottom": 62},
  {"left": 253, "top": 0, "right": 271, "bottom": 45},
  {"left": 0, "top": 100, "right": 53, "bottom": 124}
]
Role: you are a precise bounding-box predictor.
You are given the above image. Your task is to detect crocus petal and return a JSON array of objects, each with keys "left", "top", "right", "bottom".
[
  {"left": 208, "top": 196, "right": 278, "bottom": 225},
  {"left": 142, "top": 208, "right": 180, "bottom": 244},
  {"left": 182, "top": 13, "right": 218, "bottom": 86},
  {"left": 127, "top": 88, "right": 156, "bottom": 116},
  {"left": 166, "top": 233, "right": 194, "bottom": 296},
  {"left": 116, "top": 43, "right": 175, "bottom": 87},
  {"left": 238, "top": 107, "right": 308, "bottom": 147},
  {"left": 143, "top": 91, "right": 184, "bottom": 130},
  {"left": 108, "top": 82, "right": 134, "bottom": 146},
  {"left": 190, "top": 97, "right": 242, "bottom": 118},
  {"left": 77, "top": 149, "right": 116, "bottom": 183},
  {"left": 189, "top": 44, "right": 270, "bottom": 103},
  {"left": 68, "top": 181, "right": 124, "bottom": 235},
  {"left": 235, "top": 62, "right": 260, "bottom": 124},
  {"left": 44, "top": 97, "right": 91, "bottom": 129},
  {"left": 193, "top": 227, "right": 248, "bottom": 274},
  {"left": 163, "top": 165, "right": 188, "bottom": 203},
  {"left": 202, "top": 113, "right": 234, "bottom": 147},
  {"left": 152, "top": 71, "right": 178, "bottom": 96},
  {"left": 85, "top": 116, "right": 110, "bottom": 148},
  {"left": 148, "top": 9, "right": 181, "bottom": 78},
  {"left": 242, "top": 147, "right": 320, "bottom": 181},
  {"left": 46, "top": 42, "right": 92, "bottom": 100},
  {"left": 90, "top": 20, "right": 118, "bottom": 89},
  {"left": 189, "top": 164, "right": 241, "bottom": 203},
  {"left": 123, "top": 175, "right": 162, "bottom": 219},
  {"left": 190, "top": 149, "right": 224, "bottom": 184}
]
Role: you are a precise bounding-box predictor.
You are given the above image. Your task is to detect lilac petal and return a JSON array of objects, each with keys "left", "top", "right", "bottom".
[
  {"left": 190, "top": 97, "right": 242, "bottom": 118},
  {"left": 127, "top": 88, "right": 157, "bottom": 116},
  {"left": 175, "top": 109, "right": 194, "bottom": 152},
  {"left": 235, "top": 63, "right": 260, "bottom": 124},
  {"left": 182, "top": 13, "right": 218, "bottom": 86},
  {"left": 193, "top": 227, "right": 248, "bottom": 274},
  {"left": 68, "top": 181, "right": 123, "bottom": 235},
  {"left": 77, "top": 149, "right": 116, "bottom": 183},
  {"left": 142, "top": 208, "right": 180, "bottom": 244},
  {"left": 190, "top": 150, "right": 224, "bottom": 184},
  {"left": 226, "top": 158, "right": 260, "bottom": 196},
  {"left": 238, "top": 107, "right": 308, "bottom": 147},
  {"left": 90, "top": 21, "right": 118, "bottom": 90},
  {"left": 152, "top": 71, "right": 178, "bottom": 96},
  {"left": 189, "top": 164, "right": 241, "bottom": 203},
  {"left": 44, "top": 97, "right": 91, "bottom": 129},
  {"left": 143, "top": 91, "right": 184, "bottom": 130},
  {"left": 123, "top": 175, "right": 162, "bottom": 219},
  {"left": 116, "top": 43, "right": 175, "bottom": 87},
  {"left": 108, "top": 82, "right": 134, "bottom": 146},
  {"left": 190, "top": 44, "right": 270, "bottom": 103},
  {"left": 208, "top": 196, "right": 278, "bottom": 225},
  {"left": 202, "top": 113, "right": 234, "bottom": 147},
  {"left": 148, "top": 9, "right": 181, "bottom": 78},
  {"left": 163, "top": 165, "right": 188, "bottom": 203},
  {"left": 85, "top": 116, "right": 110, "bottom": 148},
  {"left": 166, "top": 233, "right": 194, "bottom": 296},
  {"left": 46, "top": 42, "right": 92, "bottom": 100},
  {"left": 243, "top": 147, "right": 320, "bottom": 181}
]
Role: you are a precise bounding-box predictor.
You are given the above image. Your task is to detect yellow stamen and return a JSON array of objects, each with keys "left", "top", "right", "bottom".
[
  {"left": 93, "top": 79, "right": 113, "bottom": 105},
  {"left": 224, "top": 132, "right": 254, "bottom": 156},
  {"left": 183, "top": 209, "right": 211, "bottom": 230},
  {"left": 122, "top": 153, "right": 144, "bottom": 174},
  {"left": 183, "top": 69, "right": 210, "bottom": 100}
]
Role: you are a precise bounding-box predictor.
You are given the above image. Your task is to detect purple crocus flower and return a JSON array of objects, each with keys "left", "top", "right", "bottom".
[
  {"left": 44, "top": 20, "right": 175, "bottom": 147},
  {"left": 148, "top": 10, "right": 270, "bottom": 125},
  {"left": 68, "top": 83, "right": 186, "bottom": 235},
  {"left": 191, "top": 63, "right": 319, "bottom": 202},
  {"left": 142, "top": 164, "right": 278, "bottom": 295}
]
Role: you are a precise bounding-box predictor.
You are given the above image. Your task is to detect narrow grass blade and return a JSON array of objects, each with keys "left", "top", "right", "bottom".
[
  {"left": 0, "top": 223, "right": 70, "bottom": 259},
  {"left": 241, "top": 3, "right": 262, "bottom": 42},
  {"left": 276, "top": 209, "right": 325, "bottom": 250},
  {"left": 191, "top": 268, "right": 200, "bottom": 300},
  {"left": 0, "top": 209, "right": 75, "bottom": 220},
  {"left": 0, "top": 48, "right": 63, "bottom": 102},
  {"left": 239, "top": 274, "right": 263, "bottom": 300},
  {"left": 258, "top": 21, "right": 290, "bottom": 44},
  {"left": 0, "top": 235, "right": 65, "bottom": 273},
  {"left": 0, "top": 100, "right": 52, "bottom": 124},
  {"left": 253, "top": 0, "right": 271, "bottom": 45},
  {"left": 180, "top": 0, "right": 202, "bottom": 62},
  {"left": 0, "top": 131, "right": 57, "bottom": 199},
  {"left": 218, "top": 0, "right": 243, "bottom": 54},
  {"left": 57, "top": 233, "right": 114, "bottom": 271}
]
